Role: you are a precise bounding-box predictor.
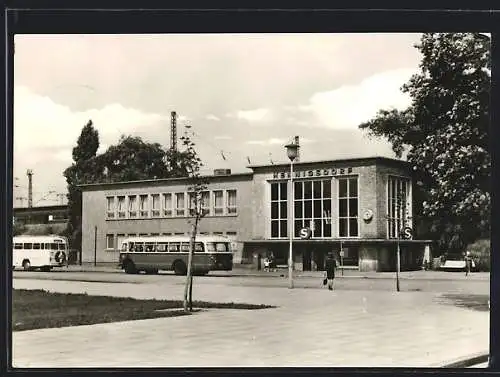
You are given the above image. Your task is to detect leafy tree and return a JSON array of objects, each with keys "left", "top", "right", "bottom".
[
  {"left": 72, "top": 120, "right": 99, "bottom": 163},
  {"left": 359, "top": 33, "right": 490, "bottom": 253},
  {"left": 63, "top": 120, "right": 100, "bottom": 256},
  {"left": 97, "top": 136, "right": 171, "bottom": 182}
]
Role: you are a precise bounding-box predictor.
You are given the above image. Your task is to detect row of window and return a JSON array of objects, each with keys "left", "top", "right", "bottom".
[
  {"left": 123, "top": 241, "right": 230, "bottom": 253},
  {"left": 106, "top": 231, "right": 238, "bottom": 250},
  {"left": 270, "top": 177, "right": 360, "bottom": 239},
  {"left": 14, "top": 242, "right": 66, "bottom": 250},
  {"left": 106, "top": 190, "right": 237, "bottom": 219}
]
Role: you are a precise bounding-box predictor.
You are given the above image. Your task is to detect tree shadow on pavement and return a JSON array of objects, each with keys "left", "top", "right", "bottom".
[{"left": 437, "top": 293, "right": 490, "bottom": 312}]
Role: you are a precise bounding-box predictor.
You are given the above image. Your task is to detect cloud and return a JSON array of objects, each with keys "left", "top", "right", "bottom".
[
  {"left": 13, "top": 85, "right": 169, "bottom": 203},
  {"left": 206, "top": 114, "right": 220, "bottom": 121},
  {"left": 297, "top": 68, "right": 415, "bottom": 129},
  {"left": 246, "top": 138, "right": 287, "bottom": 146},
  {"left": 233, "top": 108, "right": 270, "bottom": 122}
]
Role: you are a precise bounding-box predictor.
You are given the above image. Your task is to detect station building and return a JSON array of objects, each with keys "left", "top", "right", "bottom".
[{"left": 80, "top": 156, "right": 432, "bottom": 272}]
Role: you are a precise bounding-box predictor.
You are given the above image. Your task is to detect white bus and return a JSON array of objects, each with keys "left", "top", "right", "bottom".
[
  {"left": 13, "top": 235, "right": 68, "bottom": 271},
  {"left": 118, "top": 235, "right": 233, "bottom": 275}
]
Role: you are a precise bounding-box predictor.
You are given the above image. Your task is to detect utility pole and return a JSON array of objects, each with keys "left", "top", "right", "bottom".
[{"left": 27, "top": 169, "right": 33, "bottom": 208}]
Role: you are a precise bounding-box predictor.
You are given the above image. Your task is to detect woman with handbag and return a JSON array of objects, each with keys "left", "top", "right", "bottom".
[{"left": 324, "top": 252, "right": 336, "bottom": 291}]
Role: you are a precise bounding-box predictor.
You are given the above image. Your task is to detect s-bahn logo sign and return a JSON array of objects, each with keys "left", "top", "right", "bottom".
[
  {"left": 300, "top": 227, "right": 312, "bottom": 240},
  {"left": 271, "top": 167, "right": 354, "bottom": 180}
]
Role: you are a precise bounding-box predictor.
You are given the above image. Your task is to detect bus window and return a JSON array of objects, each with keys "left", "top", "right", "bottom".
[
  {"left": 207, "top": 242, "right": 229, "bottom": 252},
  {"left": 33, "top": 243, "right": 41, "bottom": 250},
  {"left": 121, "top": 242, "right": 128, "bottom": 252},
  {"left": 135, "top": 243, "right": 144, "bottom": 252},
  {"left": 157, "top": 242, "right": 167, "bottom": 252},
  {"left": 23, "top": 243, "right": 33, "bottom": 249},
  {"left": 180, "top": 243, "right": 190, "bottom": 252},
  {"left": 14, "top": 243, "right": 22, "bottom": 249},
  {"left": 195, "top": 242, "right": 204, "bottom": 252},
  {"left": 45, "top": 243, "right": 51, "bottom": 250},
  {"left": 129, "top": 242, "right": 135, "bottom": 252},
  {"left": 50, "top": 243, "right": 59, "bottom": 250},
  {"left": 58, "top": 243, "right": 66, "bottom": 250},
  {"left": 145, "top": 242, "right": 156, "bottom": 252},
  {"left": 40, "top": 243, "right": 45, "bottom": 250},
  {"left": 168, "top": 242, "right": 180, "bottom": 252}
]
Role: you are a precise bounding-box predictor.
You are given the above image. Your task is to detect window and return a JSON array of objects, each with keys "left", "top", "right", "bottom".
[
  {"left": 180, "top": 242, "right": 190, "bottom": 252},
  {"left": 338, "top": 177, "right": 358, "bottom": 237},
  {"left": 201, "top": 191, "right": 210, "bottom": 216},
  {"left": 23, "top": 243, "right": 33, "bottom": 249},
  {"left": 213, "top": 232, "right": 223, "bottom": 235},
  {"left": 134, "top": 243, "right": 144, "bottom": 252},
  {"left": 387, "top": 176, "right": 412, "bottom": 239},
  {"left": 168, "top": 242, "right": 180, "bottom": 252},
  {"left": 157, "top": 242, "right": 167, "bottom": 252},
  {"left": 106, "top": 196, "right": 115, "bottom": 218},
  {"left": 293, "top": 179, "right": 332, "bottom": 238},
  {"left": 213, "top": 190, "right": 224, "bottom": 215},
  {"left": 50, "top": 243, "right": 59, "bottom": 250},
  {"left": 175, "top": 193, "right": 185, "bottom": 216},
  {"left": 270, "top": 182, "right": 288, "bottom": 238},
  {"left": 195, "top": 242, "right": 204, "bottom": 252},
  {"left": 33, "top": 243, "right": 41, "bottom": 250},
  {"left": 207, "top": 242, "right": 230, "bottom": 252},
  {"left": 226, "top": 190, "right": 237, "bottom": 214},
  {"left": 145, "top": 242, "right": 156, "bottom": 252},
  {"left": 106, "top": 234, "right": 115, "bottom": 249},
  {"left": 139, "top": 195, "right": 149, "bottom": 217},
  {"left": 128, "top": 195, "right": 137, "bottom": 218},
  {"left": 188, "top": 192, "right": 198, "bottom": 216},
  {"left": 14, "top": 243, "right": 22, "bottom": 249},
  {"left": 163, "top": 193, "right": 172, "bottom": 217},
  {"left": 117, "top": 196, "right": 126, "bottom": 218},
  {"left": 116, "top": 234, "right": 126, "bottom": 250},
  {"left": 151, "top": 194, "right": 160, "bottom": 217}
]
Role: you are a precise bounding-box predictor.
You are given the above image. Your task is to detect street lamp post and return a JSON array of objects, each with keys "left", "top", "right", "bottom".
[{"left": 285, "top": 141, "right": 300, "bottom": 289}]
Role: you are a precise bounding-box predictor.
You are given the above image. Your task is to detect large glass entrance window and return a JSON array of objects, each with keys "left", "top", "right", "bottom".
[
  {"left": 387, "top": 176, "right": 412, "bottom": 238},
  {"left": 293, "top": 179, "right": 332, "bottom": 238},
  {"left": 270, "top": 182, "right": 288, "bottom": 238}
]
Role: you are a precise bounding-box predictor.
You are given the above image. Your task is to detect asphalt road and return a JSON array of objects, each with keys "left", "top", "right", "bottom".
[{"left": 12, "top": 269, "right": 490, "bottom": 295}]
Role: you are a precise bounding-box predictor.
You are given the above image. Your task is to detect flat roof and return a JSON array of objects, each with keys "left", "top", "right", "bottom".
[
  {"left": 247, "top": 156, "right": 408, "bottom": 169},
  {"left": 78, "top": 172, "right": 254, "bottom": 190},
  {"left": 78, "top": 156, "right": 409, "bottom": 190}
]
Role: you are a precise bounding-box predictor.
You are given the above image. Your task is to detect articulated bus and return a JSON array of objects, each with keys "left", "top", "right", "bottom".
[
  {"left": 13, "top": 235, "right": 68, "bottom": 271},
  {"left": 118, "top": 235, "right": 233, "bottom": 275}
]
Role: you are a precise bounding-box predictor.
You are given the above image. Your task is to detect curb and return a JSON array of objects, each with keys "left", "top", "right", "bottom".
[{"left": 438, "top": 352, "right": 489, "bottom": 368}]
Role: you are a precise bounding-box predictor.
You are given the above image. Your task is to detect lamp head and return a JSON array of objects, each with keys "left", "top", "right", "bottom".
[{"left": 285, "top": 142, "right": 300, "bottom": 162}]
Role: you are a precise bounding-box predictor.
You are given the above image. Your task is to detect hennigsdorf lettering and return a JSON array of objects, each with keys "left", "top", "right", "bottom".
[{"left": 271, "top": 167, "right": 354, "bottom": 180}]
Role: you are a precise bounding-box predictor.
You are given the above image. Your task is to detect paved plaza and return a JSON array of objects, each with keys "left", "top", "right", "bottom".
[{"left": 12, "top": 274, "right": 490, "bottom": 368}]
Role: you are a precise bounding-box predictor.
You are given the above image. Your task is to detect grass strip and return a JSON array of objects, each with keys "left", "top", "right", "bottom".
[{"left": 12, "top": 289, "right": 275, "bottom": 332}]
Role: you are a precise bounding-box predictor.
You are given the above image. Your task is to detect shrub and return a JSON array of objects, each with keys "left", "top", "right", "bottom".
[{"left": 467, "top": 238, "right": 490, "bottom": 272}]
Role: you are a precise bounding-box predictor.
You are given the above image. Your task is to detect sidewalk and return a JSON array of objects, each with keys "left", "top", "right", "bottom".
[
  {"left": 61, "top": 263, "right": 490, "bottom": 281},
  {"left": 12, "top": 277, "right": 489, "bottom": 368}
]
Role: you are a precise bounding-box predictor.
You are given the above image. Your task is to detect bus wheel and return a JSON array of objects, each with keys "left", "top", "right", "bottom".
[
  {"left": 173, "top": 260, "right": 187, "bottom": 275},
  {"left": 124, "top": 261, "right": 137, "bottom": 274},
  {"left": 22, "top": 260, "right": 31, "bottom": 271}
]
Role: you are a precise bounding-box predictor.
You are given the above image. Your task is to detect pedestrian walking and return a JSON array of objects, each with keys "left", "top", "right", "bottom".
[
  {"left": 324, "top": 252, "right": 336, "bottom": 291},
  {"left": 465, "top": 251, "right": 472, "bottom": 277}
]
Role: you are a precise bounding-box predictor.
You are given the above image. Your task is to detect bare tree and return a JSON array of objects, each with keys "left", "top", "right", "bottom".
[{"left": 180, "top": 128, "right": 208, "bottom": 312}]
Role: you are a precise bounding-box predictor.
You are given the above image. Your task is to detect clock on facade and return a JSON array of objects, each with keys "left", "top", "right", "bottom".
[{"left": 362, "top": 209, "right": 374, "bottom": 222}]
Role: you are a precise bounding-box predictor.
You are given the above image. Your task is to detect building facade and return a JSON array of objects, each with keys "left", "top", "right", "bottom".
[{"left": 80, "top": 157, "right": 432, "bottom": 272}]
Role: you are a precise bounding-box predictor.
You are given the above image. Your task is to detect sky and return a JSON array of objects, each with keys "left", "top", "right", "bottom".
[{"left": 13, "top": 33, "right": 422, "bottom": 207}]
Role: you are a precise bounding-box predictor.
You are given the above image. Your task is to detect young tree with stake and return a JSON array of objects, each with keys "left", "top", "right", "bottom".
[{"left": 180, "top": 127, "right": 208, "bottom": 312}]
